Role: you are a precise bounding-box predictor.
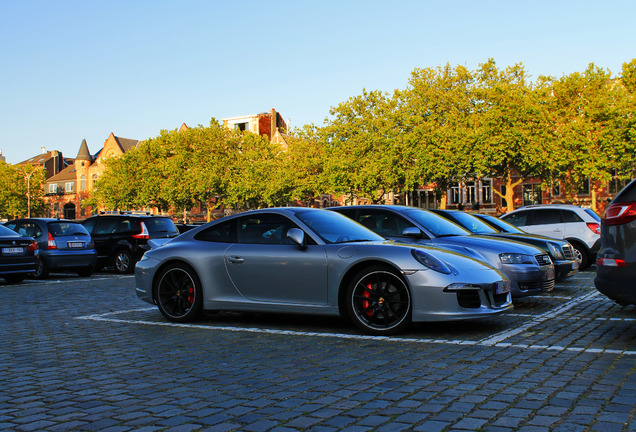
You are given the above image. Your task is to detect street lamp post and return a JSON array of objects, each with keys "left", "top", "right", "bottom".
[{"left": 26, "top": 170, "right": 35, "bottom": 218}]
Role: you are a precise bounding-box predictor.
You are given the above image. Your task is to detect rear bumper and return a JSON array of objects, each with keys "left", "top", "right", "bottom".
[
  {"left": 595, "top": 265, "right": 636, "bottom": 305},
  {"left": 43, "top": 250, "right": 97, "bottom": 271}
]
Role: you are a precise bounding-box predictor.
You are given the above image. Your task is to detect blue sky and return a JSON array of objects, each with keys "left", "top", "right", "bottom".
[{"left": 1, "top": 0, "right": 635, "bottom": 164}]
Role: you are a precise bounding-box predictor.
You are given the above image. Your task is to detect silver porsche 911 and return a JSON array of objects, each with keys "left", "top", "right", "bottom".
[{"left": 135, "top": 208, "right": 512, "bottom": 335}]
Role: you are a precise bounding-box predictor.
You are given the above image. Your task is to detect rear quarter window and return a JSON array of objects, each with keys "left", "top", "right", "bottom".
[{"left": 195, "top": 219, "right": 237, "bottom": 243}]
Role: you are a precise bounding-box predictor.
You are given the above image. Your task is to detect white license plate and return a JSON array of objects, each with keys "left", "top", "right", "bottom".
[
  {"left": 495, "top": 281, "right": 510, "bottom": 294},
  {"left": 2, "top": 247, "right": 24, "bottom": 255},
  {"left": 67, "top": 242, "right": 85, "bottom": 248}
]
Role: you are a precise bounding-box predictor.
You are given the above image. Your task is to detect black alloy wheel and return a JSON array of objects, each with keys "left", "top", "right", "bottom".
[
  {"left": 346, "top": 265, "right": 411, "bottom": 335},
  {"left": 155, "top": 263, "right": 203, "bottom": 322}
]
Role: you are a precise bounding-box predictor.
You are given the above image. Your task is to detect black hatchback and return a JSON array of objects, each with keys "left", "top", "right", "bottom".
[
  {"left": 81, "top": 212, "right": 179, "bottom": 274},
  {"left": 595, "top": 178, "right": 636, "bottom": 305}
]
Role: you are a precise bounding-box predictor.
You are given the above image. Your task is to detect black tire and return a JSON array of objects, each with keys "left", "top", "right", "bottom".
[
  {"left": 113, "top": 249, "right": 134, "bottom": 274},
  {"left": 572, "top": 243, "right": 588, "bottom": 269},
  {"left": 4, "top": 275, "right": 26, "bottom": 284},
  {"left": 33, "top": 259, "right": 49, "bottom": 279},
  {"left": 346, "top": 265, "right": 411, "bottom": 335},
  {"left": 77, "top": 266, "right": 95, "bottom": 277},
  {"left": 155, "top": 263, "right": 203, "bottom": 322}
]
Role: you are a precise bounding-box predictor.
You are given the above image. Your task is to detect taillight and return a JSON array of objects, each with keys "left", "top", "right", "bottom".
[
  {"left": 47, "top": 232, "right": 57, "bottom": 250},
  {"left": 132, "top": 221, "right": 150, "bottom": 239},
  {"left": 27, "top": 241, "right": 38, "bottom": 251},
  {"left": 603, "top": 203, "right": 636, "bottom": 226},
  {"left": 586, "top": 222, "right": 600, "bottom": 234},
  {"left": 596, "top": 258, "right": 626, "bottom": 267}
]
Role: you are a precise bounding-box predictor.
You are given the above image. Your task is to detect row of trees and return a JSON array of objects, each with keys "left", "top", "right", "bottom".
[
  {"left": 2, "top": 58, "right": 635, "bottom": 219},
  {"left": 89, "top": 59, "right": 635, "bottom": 217}
]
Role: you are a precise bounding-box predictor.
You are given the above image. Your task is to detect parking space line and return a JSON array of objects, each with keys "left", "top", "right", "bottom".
[
  {"left": 478, "top": 291, "right": 601, "bottom": 346},
  {"left": 76, "top": 298, "right": 636, "bottom": 356}
]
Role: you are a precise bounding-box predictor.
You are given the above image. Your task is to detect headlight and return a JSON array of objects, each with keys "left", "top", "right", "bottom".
[
  {"left": 547, "top": 243, "right": 564, "bottom": 260},
  {"left": 499, "top": 253, "right": 533, "bottom": 265},
  {"left": 411, "top": 249, "right": 452, "bottom": 274}
]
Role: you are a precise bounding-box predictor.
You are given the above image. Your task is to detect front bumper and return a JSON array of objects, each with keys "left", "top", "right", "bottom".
[
  {"left": 406, "top": 269, "right": 513, "bottom": 322},
  {"left": 554, "top": 259, "right": 579, "bottom": 281},
  {"left": 503, "top": 264, "right": 555, "bottom": 297}
]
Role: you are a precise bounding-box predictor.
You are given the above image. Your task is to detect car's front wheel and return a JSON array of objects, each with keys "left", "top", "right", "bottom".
[
  {"left": 155, "top": 263, "right": 203, "bottom": 322},
  {"left": 346, "top": 265, "right": 411, "bottom": 335}
]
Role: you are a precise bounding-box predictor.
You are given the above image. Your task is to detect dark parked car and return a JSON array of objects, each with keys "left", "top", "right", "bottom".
[
  {"left": 328, "top": 205, "right": 555, "bottom": 298},
  {"left": 82, "top": 212, "right": 179, "bottom": 274},
  {"left": 431, "top": 210, "right": 579, "bottom": 281},
  {"left": 595, "top": 178, "right": 636, "bottom": 305},
  {"left": 135, "top": 207, "right": 512, "bottom": 335},
  {"left": 0, "top": 224, "right": 39, "bottom": 284},
  {"left": 4, "top": 218, "right": 96, "bottom": 278}
]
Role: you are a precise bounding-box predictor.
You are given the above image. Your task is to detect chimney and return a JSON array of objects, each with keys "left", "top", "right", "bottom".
[
  {"left": 41, "top": 146, "right": 47, "bottom": 154},
  {"left": 270, "top": 108, "right": 276, "bottom": 139}
]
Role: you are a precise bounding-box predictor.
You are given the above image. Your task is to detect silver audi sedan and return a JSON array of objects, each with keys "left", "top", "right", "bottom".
[
  {"left": 328, "top": 205, "right": 555, "bottom": 298},
  {"left": 135, "top": 208, "right": 512, "bottom": 335}
]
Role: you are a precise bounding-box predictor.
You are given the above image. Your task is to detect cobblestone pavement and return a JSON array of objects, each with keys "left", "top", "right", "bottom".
[{"left": 1, "top": 268, "right": 635, "bottom": 432}]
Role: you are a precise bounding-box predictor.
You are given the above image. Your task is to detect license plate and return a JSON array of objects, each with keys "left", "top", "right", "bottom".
[
  {"left": 2, "top": 247, "right": 24, "bottom": 255},
  {"left": 495, "top": 281, "right": 510, "bottom": 294},
  {"left": 67, "top": 242, "right": 85, "bottom": 248},
  {"left": 572, "top": 261, "right": 580, "bottom": 270}
]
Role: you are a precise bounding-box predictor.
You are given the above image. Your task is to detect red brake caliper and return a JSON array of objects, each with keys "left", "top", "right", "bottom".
[
  {"left": 186, "top": 286, "right": 194, "bottom": 305},
  {"left": 362, "top": 283, "right": 373, "bottom": 316}
]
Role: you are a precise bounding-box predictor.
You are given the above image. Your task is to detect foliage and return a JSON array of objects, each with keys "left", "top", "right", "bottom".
[{"left": 0, "top": 162, "right": 46, "bottom": 219}]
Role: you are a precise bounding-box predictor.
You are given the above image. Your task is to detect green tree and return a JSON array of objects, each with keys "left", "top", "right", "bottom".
[{"left": 0, "top": 162, "right": 46, "bottom": 219}]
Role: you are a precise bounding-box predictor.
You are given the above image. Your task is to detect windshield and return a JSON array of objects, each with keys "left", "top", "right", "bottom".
[
  {"left": 403, "top": 209, "right": 471, "bottom": 237},
  {"left": 48, "top": 222, "right": 90, "bottom": 236},
  {"left": 294, "top": 209, "right": 384, "bottom": 244},
  {"left": 479, "top": 215, "right": 525, "bottom": 234},
  {"left": 446, "top": 212, "right": 498, "bottom": 234}
]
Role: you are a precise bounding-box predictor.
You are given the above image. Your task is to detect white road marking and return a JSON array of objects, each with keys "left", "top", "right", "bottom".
[{"left": 76, "top": 296, "right": 636, "bottom": 356}]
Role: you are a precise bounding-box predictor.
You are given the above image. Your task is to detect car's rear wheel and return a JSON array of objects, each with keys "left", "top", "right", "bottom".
[
  {"left": 114, "top": 249, "right": 133, "bottom": 274},
  {"left": 155, "top": 263, "right": 203, "bottom": 322},
  {"left": 33, "top": 259, "right": 49, "bottom": 279},
  {"left": 346, "top": 265, "right": 411, "bottom": 335}
]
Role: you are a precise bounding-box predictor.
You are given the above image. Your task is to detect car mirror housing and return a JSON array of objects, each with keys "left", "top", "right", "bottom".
[
  {"left": 287, "top": 228, "right": 307, "bottom": 250},
  {"left": 402, "top": 227, "right": 423, "bottom": 238}
]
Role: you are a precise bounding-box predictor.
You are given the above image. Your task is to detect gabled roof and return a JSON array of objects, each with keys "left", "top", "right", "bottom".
[
  {"left": 46, "top": 164, "right": 76, "bottom": 183},
  {"left": 114, "top": 136, "right": 140, "bottom": 153},
  {"left": 18, "top": 151, "right": 59, "bottom": 165}
]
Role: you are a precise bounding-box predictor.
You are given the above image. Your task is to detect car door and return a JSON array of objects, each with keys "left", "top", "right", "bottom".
[
  {"left": 224, "top": 213, "right": 328, "bottom": 305},
  {"left": 90, "top": 217, "right": 121, "bottom": 258},
  {"left": 523, "top": 209, "right": 565, "bottom": 240}
]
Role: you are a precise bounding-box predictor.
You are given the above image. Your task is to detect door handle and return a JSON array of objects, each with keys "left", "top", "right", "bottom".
[{"left": 227, "top": 256, "right": 244, "bottom": 264}]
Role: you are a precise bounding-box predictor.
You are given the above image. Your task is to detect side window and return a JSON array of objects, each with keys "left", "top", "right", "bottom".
[
  {"left": 82, "top": 218, "right": 97, "bottom": 233},
  {"left": 195, "top": 219, "right": 237, "bottom": 243},
  {"left": 336, "top": 208, "right": 356, "bottom": 219},
  {"left": 118, "top": 218, "right": 134, "bottom": 233},
  {"left": 502, "top": 211, "right": 528, "bottom": 227},
  {"left": 20, "top": 222, "right": 43, "bottom": 239},
  {"left": 532, "top": 210, "right": 562, "bottom": 225},
  {"left": 357, "top": 210, "right": 414, "bottom": 237},
  {"left": 94, "top": 218, "right": 119, "bottom": 234},
  {"left": 238, "top": 214, "right": 297, "bottom": 245},
  {"left": 562, "top": 210, "right": 583, "bottom": 223}
]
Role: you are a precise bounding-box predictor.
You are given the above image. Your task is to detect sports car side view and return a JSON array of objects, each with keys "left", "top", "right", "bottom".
[{"left": 135, "top": 208, "right": 512, "bottom": 335}]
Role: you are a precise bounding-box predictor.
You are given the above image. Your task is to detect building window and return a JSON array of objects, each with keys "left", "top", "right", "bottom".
[
  {"left": 65, "top": 182, "right": 74, "bottom": 193},
  {"left": 577, "top": 177, "right": 590, "bottom": 195},
  {"left": 481, "top": 179, "right": 493, "bottom": 204},
  {"left": 234, "top": 122, "right": 248, "bottom": 131},
  {"left": 92, "top": 174, "right": 98, "bottom": 186},
  {"left": 465, "top": 181, "right": 476, "bottom": 204},
  {"left": 49, "top": 184, "right": 58, "bottom": 194},
  {"left": 450, "top": 186, "right": 460, "bottom": 204},
  {"left": 523, "top": 184, "right": 542, "bottom": 206},
  {"left": 552, "top": 181, "right": 561, "bottom": 197},
  {"left": 609, "top": 169, "right": 633, "bottom": 194},
  {"left": 80, "top": 175, "right": 86, "bottom": 191}
]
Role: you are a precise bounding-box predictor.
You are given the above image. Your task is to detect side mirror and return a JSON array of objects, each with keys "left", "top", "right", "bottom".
[
  {"left": 287, "top": 228, "right": 307, "bottom": 250},
  {"left": 402, "top": 227, "right": 423, "bottom": 238}
]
